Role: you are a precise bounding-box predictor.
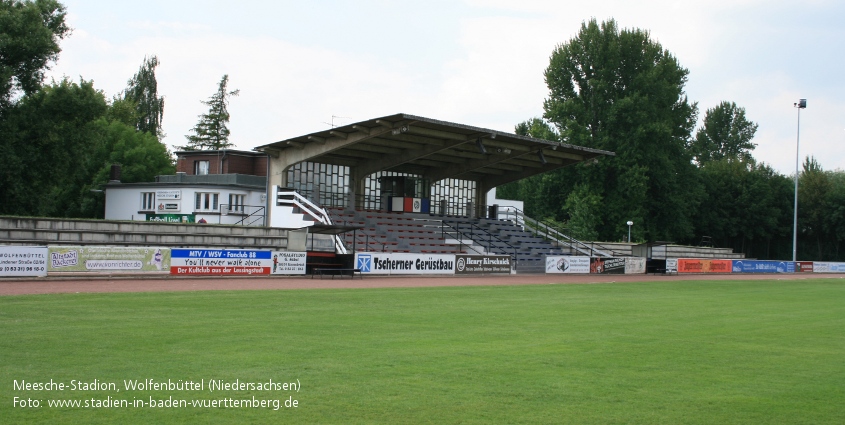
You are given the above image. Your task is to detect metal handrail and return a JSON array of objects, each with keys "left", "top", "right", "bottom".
[
  {"left": 336, "top": 219, "right": 389, "bottom": 253},
  {"left": 440, "top": 221, "right": 518, "bottom": 261},
  {"left": 496, "top": 205, "right": 624, "bottom": 257},
  {"left": 219, "top": 204, "right": 266, "bottom": 226},
  {"left": 275, "top": 189, "right": 347, "bottom": 254}
]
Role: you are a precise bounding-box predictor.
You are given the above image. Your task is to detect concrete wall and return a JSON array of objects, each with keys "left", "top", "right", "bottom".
[{"left": 0, "top": 217, "right": 290, "bottom": 249}]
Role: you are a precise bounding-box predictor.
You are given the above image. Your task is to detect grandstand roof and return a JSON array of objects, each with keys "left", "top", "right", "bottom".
[{"left": 254, "top": 113, "right": 614, "bottom": 187}]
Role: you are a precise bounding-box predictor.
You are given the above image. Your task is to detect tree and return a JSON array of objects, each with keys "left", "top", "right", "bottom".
[
  {"left": 0, "top": 78, "right": 175, "bottom": 218},
  {"left": 542, "top": 18, "right": 700, "bottom": 242},
  {"left": 123, "top": 55, "right": 164, "bottom": 137},
  {"left": 497, "top": 118, "right": 560, "bottom": 217},
  {"left": 823, "top": 170, "right": 845, "bottom": 259},
  {"left": 71, "top": 117, "right": 175, "bottom": 218},
  {"left": 563, "top": 183, "right": 603, "bottom": 241},
  {"left": 693, "top": 160, "right": 792, "bottom": 259},
  {"left": 0, "top": 78, "right": 108, "bottom": 216},
  {"left": 0, "top": 0, "right": 70, "bottom": 109},
  {"left": 181, "top": 74, "right": 239, "bottom": 150},
  {"left": 798, "top": 156, "right": 831, "bottom": 259},
  {"left": 691, "top": 101, "right": 758, "bottom": 164}
]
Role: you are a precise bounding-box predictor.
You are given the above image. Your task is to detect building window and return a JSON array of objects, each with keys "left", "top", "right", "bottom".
[
  {"left": 228, "top": 194, "right": 245, "bottom": 213},
  {"left": 195, "top": 192, "right": 219, "bottom": 211},
  {"left": 194, "top": 160, "right": 210, "bottom": 175},
  {"left": 141, "top": 192, "right": 155, "bottom": 211}
]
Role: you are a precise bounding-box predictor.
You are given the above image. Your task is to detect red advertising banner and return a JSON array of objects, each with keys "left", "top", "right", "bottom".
[
  {"left": 797, "top": 262, "right": 814, "bottom": 273},
  {"left": 677, "top": 259, "right": 733, "bottom": 273},
  {"left": 171, "top": 266, "right": 269, "bottom": 275}
]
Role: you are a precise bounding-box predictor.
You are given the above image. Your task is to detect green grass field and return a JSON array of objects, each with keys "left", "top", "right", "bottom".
[{"left": 2, "top": 279, "right": 844, "bottom": 424}]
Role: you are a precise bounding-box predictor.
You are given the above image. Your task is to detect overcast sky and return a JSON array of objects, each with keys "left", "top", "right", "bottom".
[{"left": 47, "top": 0, "right": 845, "bottom": 175}]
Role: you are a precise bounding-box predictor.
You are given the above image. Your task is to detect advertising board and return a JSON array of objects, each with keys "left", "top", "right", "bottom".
[
  {"left": 812, "top": 262, "right": 845, "bottom": 273},
  {"left": 47, "top": 246, "right": 170, "bottom": 273},
  {"left": 677, "top": 259, "right": 733, "bottom": 273},
  {"left": 354, "top": 253, "right": 455, "bottom": 275},
  {"left": 271, "top": 252, "right": 307, "bottom": 275},
  {"left": 590, "top": 257, "right": 626, "bottom": 274},
  {"left": 455, "top": 255, "right": 511, "bottom": 274},
  {"left": 796, "top": 261, "right": 814, "bottom": 273},
  {"left": 0, "top": 246, "right": 48, "bottom": 277},
  {"left": 146, "top": 214, "right": 195, "bottom": 223},
  {"left": 170, "top": 249, "right": 306, "bottom": 275},
  {"left": 624, "top": 257, "right": 647, "bottom": 274},
  {"left": 545, "top": 256, "right": 591, "bottom": 274},
  {"left": 731, "top": 260, "right": 794, "bottom": 273},
  {"left": 666, "top": 259, "right": 678, "bottom": 273}
]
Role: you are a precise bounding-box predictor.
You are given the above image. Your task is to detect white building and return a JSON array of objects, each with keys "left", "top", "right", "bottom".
[{"left": 104, "top": 173, "right": 268, "bottom": 225}]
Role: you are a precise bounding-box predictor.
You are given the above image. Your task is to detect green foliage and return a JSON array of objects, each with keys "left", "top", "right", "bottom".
[
  {"left": 0, "top": 78, "right": 174, "bottom": 218},
  {"left": 693, "top": 160, "right": 793, "bottom": 259},
  {"left": 541, "top": 18, "right": 700, "bottom": 242},
  {"left": 692, "top": 101, "right": 758, "bottom": 164},
  {"left": 122, "top": 55, "right": 164, "bottom": 137},
  {"left": 71, "top": 118, "right": 175, "bottom": 218},
  {"left": 181, "top": 74, "right": 239, "bottom": 150},
  {"left": 0, "top": 0, "right": 70, "bottom": 108},
  {"left": 0, "top": 78, "right": 107, "bottom": 216},
  {"left": 797, "top": 157, "right": 845, "bottom": 260},
  {"left": 825, "top": 171, "right": 845, "bottom": 256},
  {"left": 497, "top": 118, "right": 560, "bottom": 216},
  {"left": 563, "top": 183, "right": 602, "bottom": 240}
]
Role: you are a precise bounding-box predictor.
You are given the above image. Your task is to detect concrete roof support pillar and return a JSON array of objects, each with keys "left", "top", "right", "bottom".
[{"left": 348, "top": 167, "right": 367, "bottom": 211}]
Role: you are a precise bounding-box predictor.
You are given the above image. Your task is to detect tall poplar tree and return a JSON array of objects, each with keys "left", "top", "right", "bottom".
[
  {"left": 123, "top": 55, "right": 164, "bottom": 137},
  {"left": 181, "top": 74, "right": 239, "bottom": 150}
]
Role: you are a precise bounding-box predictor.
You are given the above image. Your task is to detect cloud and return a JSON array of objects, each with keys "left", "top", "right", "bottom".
[{"left": 46, "top": 0, "right": 845, "bottom": 173}]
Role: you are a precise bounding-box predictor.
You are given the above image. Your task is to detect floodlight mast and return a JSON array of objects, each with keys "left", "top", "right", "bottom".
[{"left": 792, "top": 99, "right": 806, "bottom": 262}]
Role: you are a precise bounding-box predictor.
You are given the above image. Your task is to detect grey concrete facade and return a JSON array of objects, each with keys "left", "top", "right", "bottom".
[{"left": 0, "top": 217, "right": 300, "bottom": 250}]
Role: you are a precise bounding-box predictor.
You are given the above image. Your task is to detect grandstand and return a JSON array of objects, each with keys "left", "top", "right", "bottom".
[{"left": 252, "top": 113, "right": 743, "bottom": 273}]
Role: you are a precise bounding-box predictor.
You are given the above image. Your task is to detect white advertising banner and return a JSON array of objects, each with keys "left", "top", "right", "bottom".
[
  {"left": 271, "top": 251, "right": 307, "bottom": 275},
  {"left": 0, "top": 246, "right": 48, "bottom": 277},
  {"left": 355, "top": 252, "right": 455, "bottom": 275},
  {"left": 545, "top": 256, "right": 591, "bottom": 274},
  {"left": 666, "top": 259, "right": 678, "bottom": 273},
  {"left": 812, "top": 262, "right": 845, "bottom": 273},
  {"left": 625, "top": 257, "right": 647, "bottom": 274},
  {"left": 48, "top": 246, "right": 170, "bottom": 273}
]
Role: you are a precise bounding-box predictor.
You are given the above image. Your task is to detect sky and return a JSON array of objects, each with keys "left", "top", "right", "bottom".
[{"left": 46, "top": 0, "right": 845, "bottom": 175}]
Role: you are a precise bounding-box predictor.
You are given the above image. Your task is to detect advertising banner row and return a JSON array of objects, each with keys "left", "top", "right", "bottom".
[
  {"left": 4, "top": 246, "right": 845, "bottom": 277},
  {"left": 0, "top": 246, "right": 307, "bottom": 277},
  {"left": 666, "top": 259, "right": 843, "bottom": 274},
  {"left": 353, "top": 253, "right": 512, "bottom": 275},
  {"left": 544, "top": 256, "right": 647, "bottom": 274}
]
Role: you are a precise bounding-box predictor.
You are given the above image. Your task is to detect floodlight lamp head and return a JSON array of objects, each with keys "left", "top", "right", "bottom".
[{"left": 796, "top": 99, "right": 807, "bottom": 109}]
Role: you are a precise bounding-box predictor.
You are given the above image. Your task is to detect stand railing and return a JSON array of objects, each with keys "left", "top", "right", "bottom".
[
  {"left": 276, "top": 189, "right": 347, "bottom": 254},
  {"left": 219, "top": 204, "right": 265, "bottom": 226},
  {"left": 496, "top": 206, "right": 623, "bottom": 257},
  {"left": 440, "top": 221, "right": 518, "bottom": 260}
]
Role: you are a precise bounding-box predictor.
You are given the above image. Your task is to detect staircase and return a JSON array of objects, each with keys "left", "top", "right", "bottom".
[{"left": 272, "top": 187, "right": 346, "bottom": 254}]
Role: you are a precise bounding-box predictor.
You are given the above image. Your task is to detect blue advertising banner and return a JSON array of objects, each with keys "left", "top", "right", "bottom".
[
  {"left": 170, "top": 249, "right": 274, "bottom": 275},
  {"left": 171, "top": 249, "right": 272, "bottom": 259},
  {"left": 731, "top": 260, "right": 794, "bottom": 274}
]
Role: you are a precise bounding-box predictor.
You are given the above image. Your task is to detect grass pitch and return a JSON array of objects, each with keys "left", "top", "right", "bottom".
[{"left": 2, "top": 279, "right": 844, "bottom": 424}]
